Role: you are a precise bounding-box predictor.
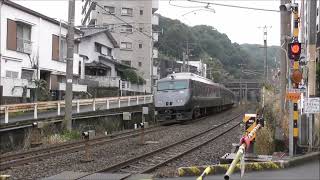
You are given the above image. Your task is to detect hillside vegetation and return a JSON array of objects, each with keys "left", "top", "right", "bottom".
[{"left": 156, "top": 15, "right": 280, "bottom": 82}]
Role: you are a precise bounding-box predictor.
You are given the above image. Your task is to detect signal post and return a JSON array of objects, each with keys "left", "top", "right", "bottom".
[{"left": 287, "top": 3, "right": 302, "bottom": 156}]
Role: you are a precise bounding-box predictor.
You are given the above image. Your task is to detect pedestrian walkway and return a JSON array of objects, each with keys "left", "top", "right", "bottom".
[{"left": 160, "top": 159, "right": 319, "bottom": 180}]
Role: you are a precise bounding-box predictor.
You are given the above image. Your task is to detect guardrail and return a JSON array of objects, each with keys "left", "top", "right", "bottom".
[{"left": 0, "top": 95, "right": 153, "bottom": 124}]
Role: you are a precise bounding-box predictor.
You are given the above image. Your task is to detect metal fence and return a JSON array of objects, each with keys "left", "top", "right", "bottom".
[{"left": 0, "top": 95, "right": 153, "bottom": 124}]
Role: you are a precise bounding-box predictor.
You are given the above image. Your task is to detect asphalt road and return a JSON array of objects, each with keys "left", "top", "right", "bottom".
[{"left": 160, "top": 159, "right": 320, "bottom": 180}]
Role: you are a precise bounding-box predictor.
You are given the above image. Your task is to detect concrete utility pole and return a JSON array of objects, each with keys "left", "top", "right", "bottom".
[
  {"left": 64, "top": 0, "right": 75, "bottom": 131},
  {"left": 259, "top": 25, "right": 272, "bottom": 82},
  {"left": 306, "top": 0, "right": 317, "bottom": 150},
  {"left": 239, "top": 63, "right": 244, "bottom": 105},
  {"left": 279, "top": 0, "right": 291, "bottom": 116}
]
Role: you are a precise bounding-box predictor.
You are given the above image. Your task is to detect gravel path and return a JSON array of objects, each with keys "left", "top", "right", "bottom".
[{"left": 0, "top": 107, "right": 244, "bottom": 179}]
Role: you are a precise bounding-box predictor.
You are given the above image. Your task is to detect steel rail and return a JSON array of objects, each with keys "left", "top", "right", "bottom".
[
  {"left": 0, "top": 125, "right": 166, "bottom": 170},
  {"left": 75, "top": 111, "right": 244, "bottom": 179}
]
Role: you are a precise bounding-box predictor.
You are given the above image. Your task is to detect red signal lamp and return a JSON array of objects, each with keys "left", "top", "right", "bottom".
[
  {"left": 291, "top": 44, "right": 300, "bottom": 54},
  {"left": 288, "top": 42, "right": 301, "bottom": 60}
]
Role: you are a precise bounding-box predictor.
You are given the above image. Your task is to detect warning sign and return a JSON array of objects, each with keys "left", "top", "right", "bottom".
[
  {"left": 304, "top": 98, "right": 320, "bottom": 114},
  {"left": 286, "top": 92, "right": 300, "bottom": 101}
]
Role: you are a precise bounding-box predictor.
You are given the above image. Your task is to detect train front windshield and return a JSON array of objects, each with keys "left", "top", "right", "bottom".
[{"left": 157, "top": 80, "right": 189, "bottom": 91}]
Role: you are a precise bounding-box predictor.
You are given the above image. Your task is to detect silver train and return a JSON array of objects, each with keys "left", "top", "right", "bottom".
[{"left": 154, "top": 73, "right": 235, "bottom": 122}]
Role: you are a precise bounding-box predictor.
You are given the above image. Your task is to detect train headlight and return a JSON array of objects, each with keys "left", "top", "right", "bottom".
[
  {"left": 179, "top": 90, "right": 185, "bottom": 94},
  {"left": 176, "top": 99, "right": 183, "bottom": 103}
]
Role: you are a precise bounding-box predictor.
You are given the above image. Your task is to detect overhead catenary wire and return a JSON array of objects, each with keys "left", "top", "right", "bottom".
[{"left": 169, "top": 0, "right": 280, "bottom": 12}]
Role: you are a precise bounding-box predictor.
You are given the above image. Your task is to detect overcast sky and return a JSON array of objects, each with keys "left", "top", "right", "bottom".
[{"left": 14, "top": 0, "right": 281, "bottom": 46}]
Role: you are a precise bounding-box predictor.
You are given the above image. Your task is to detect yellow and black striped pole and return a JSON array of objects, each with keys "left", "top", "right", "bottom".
[{"left": 292, "top": 4, "right": 300, "bottom": 153}]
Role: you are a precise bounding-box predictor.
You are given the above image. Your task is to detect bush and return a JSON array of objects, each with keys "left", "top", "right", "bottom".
[{"left": 119, "top": 69, "right": 146, "bottom": 85}]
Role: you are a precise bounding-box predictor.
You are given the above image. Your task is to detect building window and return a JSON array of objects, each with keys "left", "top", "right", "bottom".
[
  {"left": 139, "top": 23, "right": 144, "bottom": 32},
  {"left": 5, "top": 70, "right": 19, "bottom": 78},
  {"left": 52, "top": 35, "right": 67, "bottom": 61},
  {"left": 120, "top": 42, "right": 133, "bottom": 50},
  {"left": 121, "top": 8, "right": 133, "bottom": 16},
  {"left": 7, "top": 19, "right": 32, "bottom": 54},
  {"left": 120, "top": 25, "right": 133, "bottom": 33},
  {"left": 16, "top": 22, "right": 31, "bottom": 53},
  {"left": 121, "top": 60, "right": 131, "bottom": 66},
  {"left": 139, "top": 43, "right": 142, "bottom": 48},
  {"left": 60, "top": 36, "right": 67, "bottom": 60},
  {"left": 104, "top": 6, "right": 115, "bottom": 14},
  {"left": 106, "top": 47, "right": 112, "bottom": 56},
  {"left": 138, "top": 62, "right": 142, "bottom": 67},
  {"left": 140, "top": 10, "right": 143, "bottom": 15},
  {"left": 95, "top": 43, "right": 102, "bottom": 53},
  {"left": 103, "top": 23, "right": 114, "bottom": 31}
]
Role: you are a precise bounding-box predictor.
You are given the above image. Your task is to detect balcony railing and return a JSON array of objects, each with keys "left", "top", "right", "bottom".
[
  {"left": 59, "top": 83, "right": 87, "bottom": 92},
  {"left": 85, "top": 75, "right": 120, "bottom": 88},
  {"left": 17, "top": 38, "right": 32, "bottom": 54}
]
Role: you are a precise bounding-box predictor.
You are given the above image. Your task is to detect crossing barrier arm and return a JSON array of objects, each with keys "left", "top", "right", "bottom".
[
  {"left": 196, "top": 123, "right": 261, "bottom": 180},
  {"left": 224, "top": 124, "right": 261, "bottom": 180}
]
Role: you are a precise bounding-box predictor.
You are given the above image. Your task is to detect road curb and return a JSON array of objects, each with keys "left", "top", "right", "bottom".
[{"left": 177, "top": 151, "right": 320, "bottom": 177}]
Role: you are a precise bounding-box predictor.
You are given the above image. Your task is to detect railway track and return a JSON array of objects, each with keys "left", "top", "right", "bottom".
[
  {"left": 76, "top": 111, "right": 244, "bottom": 179},
  {"left": 0, "top": 125, "right": 168, "bottom": 171}
]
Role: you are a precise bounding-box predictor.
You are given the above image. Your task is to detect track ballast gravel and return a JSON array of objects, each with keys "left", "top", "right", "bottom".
[{"left": 0, "top": 107, "right": 244, "bottom": 179}]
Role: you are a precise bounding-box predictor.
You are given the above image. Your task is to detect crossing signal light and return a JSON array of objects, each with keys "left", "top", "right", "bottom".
[
  {"left": 288, "top": 42, "right": 301, "bottom": 60},
  {"left": 291, "top": 69, "right": 302, "bottom": 84}
]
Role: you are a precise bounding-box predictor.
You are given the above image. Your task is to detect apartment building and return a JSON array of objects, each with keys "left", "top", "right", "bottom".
[
  {"left": 0, "top": 0, "right": 87, "bottom": 103},
  {"left": 81, "top": 0, "right": 159, "bottom": 93}
]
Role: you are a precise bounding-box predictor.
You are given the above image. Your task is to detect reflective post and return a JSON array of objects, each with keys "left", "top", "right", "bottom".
[
  {"left": 4, "top": 107, "right": 9, "bottom": 123},
  {"left": 34, "top": 103, "right": 38, "bottom": 119},
  {"left": 57, "top": 102, "right": 61, "bottom": 116}
]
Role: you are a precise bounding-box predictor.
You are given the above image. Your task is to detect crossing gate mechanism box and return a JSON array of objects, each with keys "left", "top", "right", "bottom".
[{"left": 243, "top": 114, "right": 257, "bottom": 140}]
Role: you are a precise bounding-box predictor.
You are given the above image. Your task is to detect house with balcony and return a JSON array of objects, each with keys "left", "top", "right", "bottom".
[
  {"left": 0, "top": 0, "right": 87, "bottom": 103},
  {"left": 78, "top": 28, "right": 147, "bottom": 96},
  {"left": 81, "top": 0, "right": 159, "bottom": 93}
]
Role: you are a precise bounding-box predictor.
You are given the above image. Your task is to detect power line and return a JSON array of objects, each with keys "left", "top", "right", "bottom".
[
  {"left": 169, "top": 0, "right": 205, "bottom": 9},
  {"left": 171, "top": 0, "right": 280, "bottom": 12}
]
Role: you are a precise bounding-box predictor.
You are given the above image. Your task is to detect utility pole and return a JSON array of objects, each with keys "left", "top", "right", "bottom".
[
  {"left": 186, "top": 40, "right": 190, "bottom": 72},
  {"left": 306, "top": 0, "right": 317, "bottom": 150},
  {"left": 239, "top": 64, "right": 244, "bottom": 105},
  {"left": 64, "top": 0, "right": 75, "bottom": 131},
  {"left": 280, "top": 0, "right": 291, "bottom": 116},
  {"left": 259, "top": 25, "right": 272, "bottom": 82}
]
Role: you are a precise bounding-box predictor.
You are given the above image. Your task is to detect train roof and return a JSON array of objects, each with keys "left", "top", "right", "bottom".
[{"left": 158, "top": 73, "right": 233, "bottom": 93}]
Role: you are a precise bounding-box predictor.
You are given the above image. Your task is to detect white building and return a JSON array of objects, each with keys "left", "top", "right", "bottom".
[
  {"left": 78, "top": 28, "right": 146, "bottom": 93},
  {"left": 0, "top": 0, "right": 86, "bottom": 103},
  {"left": 177, "top": 60, "right": 207, "bottom": 78},
  {"left": 81, "top": 0, "right": 159, "bottom": 93}
]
